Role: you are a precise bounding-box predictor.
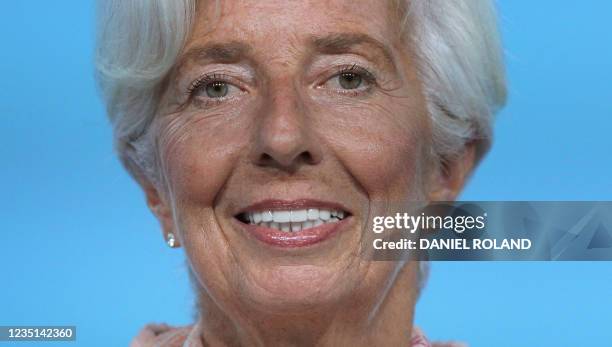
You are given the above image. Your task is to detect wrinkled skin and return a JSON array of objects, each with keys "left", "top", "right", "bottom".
[{"left": 141, "top": 0, "right": 475, "bottom": 345}]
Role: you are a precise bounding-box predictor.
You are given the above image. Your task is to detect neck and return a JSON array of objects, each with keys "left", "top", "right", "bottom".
[{"left": 194, "top": 262, "right": 418, "bottom": 346}]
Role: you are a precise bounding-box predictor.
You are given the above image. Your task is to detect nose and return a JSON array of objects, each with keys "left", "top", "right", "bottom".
[{"left": 251, "top": 81, "right": 322, "bottom": 172}]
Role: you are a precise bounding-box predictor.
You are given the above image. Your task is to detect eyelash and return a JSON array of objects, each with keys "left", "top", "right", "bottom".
[
  {"left": 327, "top": 63, "right": 377, "bottom": 94},
  {"left": 184, "top": 64, "right": 378, "bottom": 105},
  {"left": 187, "top": 73, "right": 230, "bottom": 96},
  {"left": 336, "top": 64, "right": 376, "bottom": 81},
  {"left": 184, "top": 73, "right": 244, "bottom": 109}
]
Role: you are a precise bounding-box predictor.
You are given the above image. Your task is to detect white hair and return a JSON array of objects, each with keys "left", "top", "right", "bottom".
[
  {"left": 95, "top": 0, "right": 506, "bottom": 294},
  {"left": 407, "top": 1, "right": 507, "bottom": 162}
]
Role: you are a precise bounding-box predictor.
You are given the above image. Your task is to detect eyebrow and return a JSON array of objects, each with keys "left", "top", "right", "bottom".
[
  {"left": 312, "top": 33, "right": 397, "bottom": 69},
  {"left": 178, "top": 41, "right": 252, "bottom": 66},
  {"left": 177, "top": 33, "right": 397, "bottom": 70}
]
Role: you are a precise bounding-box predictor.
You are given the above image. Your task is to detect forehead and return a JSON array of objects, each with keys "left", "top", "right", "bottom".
[{"left": 185, "top": 0, "right": 402, "bottom": 54}]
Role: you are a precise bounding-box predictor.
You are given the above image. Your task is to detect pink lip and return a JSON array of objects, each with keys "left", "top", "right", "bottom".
[
  {"left": 239, "top": 219, "right": 349, "bottom": 247},
  {"left": 236, "top": 199, "right": 350, "bottom": 214},
  {"left": 234, "top": 199, "right": 351, "bottom": 248}
]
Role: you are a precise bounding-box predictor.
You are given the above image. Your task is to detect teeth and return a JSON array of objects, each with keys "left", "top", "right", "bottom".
[
  {"left": 244, "top": 208, "right": 347, "bottom": 233},
  {"left": 291, "top": 222, "right": 302, "bottom": 232},
  {"left": 262, "top": 211, "right": 273, "bottom": 222},
  {"left": 290, "top": 210, "right": 308, "bottom": 222},
  {"left": 319, "top": 209, "right": 331, "bottom": 221},
  {"left": 307, "top": 209, "right": 319, "bottom": 220},
  {"left": 273, "top": 210, "right": 291, "bottom": 223}
]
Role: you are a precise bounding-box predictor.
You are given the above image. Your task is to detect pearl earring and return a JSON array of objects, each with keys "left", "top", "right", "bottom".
[{"left": 166, "top": 232, "right": 176, "bottom": 248}]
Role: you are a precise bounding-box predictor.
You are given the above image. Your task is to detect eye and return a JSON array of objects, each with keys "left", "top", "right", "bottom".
[
  {"left": 319, "top": 65, "right": 376, "bottom": 94},
  {"left": 338, "top": 72, "right": 363, "bottom": 90},
  {"left": 193, "top": 81, "right": 238, "bottom": 99},
  {"left": 203, "top": 81, "right": 229, "bottom": 98},
  {"left": 187, "top": 74, "right": 243, "bottom": 103}
]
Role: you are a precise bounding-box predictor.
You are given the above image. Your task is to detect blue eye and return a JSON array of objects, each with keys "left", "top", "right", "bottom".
[
  {"left": 188, "top": 73, "right": 241, "bottom": 101},
  {"left": 204, "top": 81, "right": 229, "bottom": 98}
]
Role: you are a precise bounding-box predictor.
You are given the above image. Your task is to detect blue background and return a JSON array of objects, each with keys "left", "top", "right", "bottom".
[{"left": 1, "top": 1, "right": 611, "bottom": 346}]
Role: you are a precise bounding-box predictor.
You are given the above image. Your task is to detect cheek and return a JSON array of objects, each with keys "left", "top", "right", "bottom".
[
  {"left": 319, "top": 101, "right": 431, "bottom": 200},
  {"left": 154, "top": 111, "right": 249, "bottom": 206}
]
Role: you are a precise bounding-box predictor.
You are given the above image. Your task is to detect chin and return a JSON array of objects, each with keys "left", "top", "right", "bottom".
[{"left": 236, "top": 262, "right": 362, "bottom": 313}]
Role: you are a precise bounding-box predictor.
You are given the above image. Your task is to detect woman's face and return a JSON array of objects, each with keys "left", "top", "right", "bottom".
[{"left": 150, "top": 0, "right": 440, "bottom": 316}]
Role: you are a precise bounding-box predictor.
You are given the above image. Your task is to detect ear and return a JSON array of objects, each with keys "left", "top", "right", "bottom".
[
  {"left": 140, "top": 177, "right": 180, "bottom": 247},
  {"left": 428, "top": 142, "right": 478, "bottom": 201}
]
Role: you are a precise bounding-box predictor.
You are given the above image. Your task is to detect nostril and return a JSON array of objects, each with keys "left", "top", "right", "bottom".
[
  {"left": 256, "top": 150, "right": 317, "bottom": 169},
  {"left": 298, "top": 151, "right": 314, "bottom": 164},
  {"left": 257, "top": 153, "right": 276, "bottom": 167}
]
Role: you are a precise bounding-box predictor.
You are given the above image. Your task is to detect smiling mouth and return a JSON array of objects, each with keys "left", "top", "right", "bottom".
[
  {"left": 233, "top": 200, "right": 352, "bottom": 247},
  {"left": 237, "top": 208, "right": 348, "bottom": 233}
]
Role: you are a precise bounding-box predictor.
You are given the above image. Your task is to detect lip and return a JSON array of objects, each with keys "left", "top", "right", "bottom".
[
  {"left": 235, "top": 199, "right": 351, "bottom": 214},
  {"left": 233, "top": 199, "right": 352, "bottom": 248}
]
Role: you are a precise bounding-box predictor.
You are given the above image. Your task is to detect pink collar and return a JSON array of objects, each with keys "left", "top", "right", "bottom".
[{"left": 130, "top": 322, "right": 465, "bottom": 347}]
